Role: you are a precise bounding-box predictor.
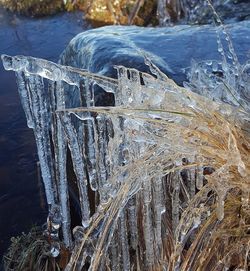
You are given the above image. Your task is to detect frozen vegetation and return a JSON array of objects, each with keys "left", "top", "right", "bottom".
[{"left": 1, "top": 15, "right": 250, "bottom": 271}]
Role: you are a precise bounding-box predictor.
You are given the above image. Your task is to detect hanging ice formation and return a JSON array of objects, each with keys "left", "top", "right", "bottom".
[
  {"left": 1, "top": 35, "right": 250, "bottom": 270},
  {"left": 157, "top": 0, "right": 225, "bottom": 26}
]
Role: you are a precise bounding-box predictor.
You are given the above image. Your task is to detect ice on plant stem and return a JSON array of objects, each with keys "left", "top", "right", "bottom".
[{"left": 1, "top": 28, "right": 250, "bottom": 271}]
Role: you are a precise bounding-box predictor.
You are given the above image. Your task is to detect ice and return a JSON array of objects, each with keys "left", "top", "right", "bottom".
[
  {"left": 16, "top": 72, "right": 34, "bottom": 129},
  {"left": 157, "top": 0, "right": 170, "bottom": 26},
  {"left": 172, "top": 171, "right": 181, "bottom": 232},
  {"left": 52, "top": 82, "right": 72, "bottom": 247},
  {"left": 50, "top": 243, "right": 60, "bottom": 258},
  {"left": 127, "top": 197, "right": 138, "bottom": 249},
  {"left": 15, "top": 72, "right": 56, "bottom": 206},
  {"left": 143, "top": 178, "right": 154, "bottom": 267},
  {"left": 119, "top": 210, "right": 130, "bottom": 271},
  {"left": 196, "top": 165, "right": 204, "bottom": 190},
  {"left": 156, "top": 0, "right": 226, "bottom": 25},
  {"left": 58, "top": 111, "right": 90, "bottom": 227},
  {"left": 2, "top": 26, "right": 250, "bottom": 270},
  {"left": 184, "top": 5, "right": 250, "bottom": 113},
  {"left": 109, "top": 233, "right": 120, "bottom": 270},
  {"left": 153, "top": 176, "right": 164, "bottom": 252}
]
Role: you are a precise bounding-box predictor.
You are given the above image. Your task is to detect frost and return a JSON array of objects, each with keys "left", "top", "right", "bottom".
[{"left": 1, "top": 29, "right": 250, "bottom": 270}]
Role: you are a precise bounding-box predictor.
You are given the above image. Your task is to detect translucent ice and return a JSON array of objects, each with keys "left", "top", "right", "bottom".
[{"left": 2, "top": 44, "right": 249, "bottom": 270}]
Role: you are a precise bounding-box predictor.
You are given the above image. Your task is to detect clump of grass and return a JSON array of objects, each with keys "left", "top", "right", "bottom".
[
  {"left": 3, "top": 226, "right": 69, "bottom": 271},
  {"left": 0, "top": 0, "right": 64, "bottom": 16},
  {"left": 64, "top": 90, "right": 250, "bottom": 270}
]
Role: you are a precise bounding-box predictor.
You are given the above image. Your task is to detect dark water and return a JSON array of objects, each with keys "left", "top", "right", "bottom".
[{"left": 0, "top": 8, "right": 89, "bottom": 266}]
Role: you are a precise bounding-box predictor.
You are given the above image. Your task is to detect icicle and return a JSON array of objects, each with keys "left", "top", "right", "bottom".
[
  {"left": 127, "top": 197, "right": 138, "bottom": 249},
  {"left": 129, "top": 68, "right": 143, "bottom": 106},
  {"left": 119, "top": 210, "right": 130, "bottom": 271},
  {"left": 172, "top": 171, "right": 181, "bottom": 232},
  {"left": 206, "top": 0, "right": 240, "bottom": 70},
  {"left": 114, "top": 66, "right": 129, "bottom": 106},
  {"left": 55, "top": 120, "right": 72, "bottom": 247},
  {"left": 51, "top": 80, "right": 72, "bottom": 248},
  {"left": 157, "top": 0, "right": 170, "bottom": 26},
  {"left": 241, "top": 191, "right": 249, "bottom": 211},
  {"left": 50, "top": 242, "right": 60, "bottom": 257},
  {"left": 16, "top": 72, "right": 34, "bottom": 128},
  {"left": 189, "top": 166, "right": 196, "bottom": 198},
  {"left": 78, "top": 80, "right": 98, "bottom": 191},
  {"left": 44, "top": 204, "right": 62, "bottom": 257},
  {"left": 216, "top": 191, "right": 226, "bottom": 221},
  {"left": 84, "top": 117, "right": 99, "bottom": 192},
  {"left": 143, "top": 177, "right": 152, "bottom": 204},
  {"left": 196, "top": 165, "right": 204, "bottom": 190},
  {"left": 109, "top": 233, "right": 120, "bottom": 271},
  {"left": 105, "top": 117, "right": 113, "bottom": 179},
  {"left": 143, "top": 55, "right": 169, "bottom": 82},
  {"left": 58, "top": 111, "right": 90, "bottom": 228},
  {"left": 27, "top": 74, "right": 56, "bottom": 205},
  {"left": 153, "top": 176, "right": 164, "bottom": 251},
  {"left": 96, "top": 114, "right": 110, "bottom": 202},
  {"left": 183, "top": 158, "right": 196, "bottom": 198},
  {"left": 143, "top": 178, "right": 154, "bottom": 267},
  {"left": 216, "top": 197, "right": 225, "bottom": 221},
  {"left": 84, "top": 116, "right": 99, "bottom": 192},
  {"left": 79, "top": 78, "right": 95, "bottom": 107}
]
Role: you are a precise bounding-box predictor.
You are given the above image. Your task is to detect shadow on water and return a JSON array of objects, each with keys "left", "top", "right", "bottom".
[{"left": 0, "top": 7, "right": 90, "bottom": 268}]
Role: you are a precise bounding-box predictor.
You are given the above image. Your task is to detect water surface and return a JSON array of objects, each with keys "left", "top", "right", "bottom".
[{"left": 0, "top": 8, "right": 89, "bottom": 266}]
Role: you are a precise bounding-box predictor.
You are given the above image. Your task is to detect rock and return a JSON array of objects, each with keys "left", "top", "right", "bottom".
[
  {"left": 59, "top": 20, "right": 250, "bottom": 107},
  {"left": 80, "top": 0, "right": 156, "bottom": 27},
  {"left": 60, "top": 20, "right": 250, "bottom": 86},
  {"left": 75, "top": 0, "right": 250, "bottom": 26}
]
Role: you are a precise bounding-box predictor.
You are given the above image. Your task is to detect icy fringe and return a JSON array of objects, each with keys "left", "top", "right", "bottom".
[
  {"left": 184, "top": 0, "right": 250, "bottom": 113},
  {"left": 1, "top": 32, "right": 250, "bottom": 271},
  {"left": 157, "top": 0, "right": 224, "bottom": 26}
]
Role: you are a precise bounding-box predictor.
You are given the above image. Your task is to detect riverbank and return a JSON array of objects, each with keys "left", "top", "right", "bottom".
[{"left": 0, "top": 0, "right": 250, "bottom": 26}]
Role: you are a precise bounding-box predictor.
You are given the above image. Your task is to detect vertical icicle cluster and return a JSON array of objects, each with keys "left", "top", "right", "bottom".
[
  {"left": 2, "top": 53, "right": 249, "bottom": 271},
  {"left": 50, "top": 80, "right": 72, "bottom": 247},
  {"left": 15, "top": 72, "right": 56, "bottom": 206}
]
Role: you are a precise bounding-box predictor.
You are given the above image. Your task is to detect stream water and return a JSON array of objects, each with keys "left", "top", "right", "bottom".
[{"left": 0, "top": 8, "right": 89, "bottom": 266}]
